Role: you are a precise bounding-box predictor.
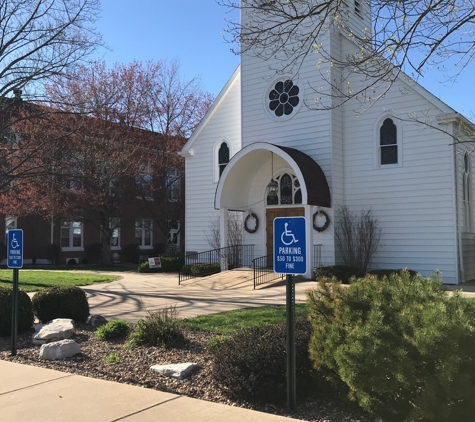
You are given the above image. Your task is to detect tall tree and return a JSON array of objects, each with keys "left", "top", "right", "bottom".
[
  {"left": 1, "top": 60, "right": 213, "bottom": 263},
  {"left": 0, "top": 0, "right": 103, "bottom": 192},
  {"left": 222, "top": 0, "right": 475, "bottom": 112},
  {"left": 0, "top": 0, "right": 102, "bottom": 101}
]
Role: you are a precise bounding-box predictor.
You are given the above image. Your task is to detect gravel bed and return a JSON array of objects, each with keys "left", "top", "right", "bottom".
[{"left": 0, "top": 324, "right": 372, "bottom": 422}]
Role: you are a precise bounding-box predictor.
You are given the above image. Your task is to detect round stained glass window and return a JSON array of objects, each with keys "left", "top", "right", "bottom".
[{"left": 268, "top": 80, "right": 300, "bottom": 117}]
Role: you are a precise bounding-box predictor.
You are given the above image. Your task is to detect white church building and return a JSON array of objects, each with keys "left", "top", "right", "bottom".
[{"left": 179, "top": 2, "right": 475, "bottom": 284}]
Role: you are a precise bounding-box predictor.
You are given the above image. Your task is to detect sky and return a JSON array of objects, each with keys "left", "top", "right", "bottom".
[{"left": 94, "top": 1, "right": 474, "bottom": 119}]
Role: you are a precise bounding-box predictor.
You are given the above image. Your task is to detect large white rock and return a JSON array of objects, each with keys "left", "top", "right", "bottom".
[
  {"left": 33, "top": 319, "right": 75, "bottom": 345},
  {"left": 150, "top": 363, "right": 199, "bottom": 380},
  {"left": 39, "top": 339, "right": 81, "bottom": 360}
]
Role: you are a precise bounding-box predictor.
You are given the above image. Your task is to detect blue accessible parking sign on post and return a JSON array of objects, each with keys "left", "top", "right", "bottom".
[
  {"left": 7, "top": 229, "right": 23, "bottom": 269},
  {"left": 274, "top": 217, "right": 307, "bottom": 275}
]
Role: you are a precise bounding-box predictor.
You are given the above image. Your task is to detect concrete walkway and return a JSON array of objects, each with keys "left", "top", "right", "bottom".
[
  {"left": 82, "top": 269, "right": 318, "bottom": 322},
  {"left": 0, "top": 360, "right": 300, "bottom": 422}
]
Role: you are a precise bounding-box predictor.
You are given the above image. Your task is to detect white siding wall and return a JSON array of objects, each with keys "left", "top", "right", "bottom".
[
  {"left": 184, "top": 73, "right": 241, "bottom": 253},
  {"left": 340, "top": 41, "right": 458, "bottom": 282}
]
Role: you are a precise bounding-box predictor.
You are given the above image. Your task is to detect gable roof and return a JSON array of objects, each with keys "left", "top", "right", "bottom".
[{"left": 179, "top": 66, "right": 240, "bottom": 156}]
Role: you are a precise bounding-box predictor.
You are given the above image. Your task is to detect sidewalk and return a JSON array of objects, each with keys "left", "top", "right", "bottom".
[
  {"left": 0, "top": 360, "right": 300, "bottom": 422},
  {"left": 2, "top": 270, "right": 311, "bottom": 422}
]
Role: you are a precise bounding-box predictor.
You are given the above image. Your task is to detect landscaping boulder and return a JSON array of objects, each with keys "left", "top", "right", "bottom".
[
  {"left": 87, "top": 314, "right": 108, "bottom": 328},
  {"left": 39, "top": 339, "right": 81, "bottom": 360},
  {"left": 33, "top": 318, "right": 75, "bottom": 345},
  {"left": 150, "top": 363, "right": 199, "bottom": 379}
]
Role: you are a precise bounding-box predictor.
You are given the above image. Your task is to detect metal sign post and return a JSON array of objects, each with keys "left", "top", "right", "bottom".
[
  {"left": 274, "top": 217, "right": 307, "bottom": 411},
  {"left": 7, "top": 229, "right": 23, "bottom": 356}
]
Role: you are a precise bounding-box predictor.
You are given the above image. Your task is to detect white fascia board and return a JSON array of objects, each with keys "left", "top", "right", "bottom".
[{"left": 179, "top": 65, "right": 241, "bottom": 155}]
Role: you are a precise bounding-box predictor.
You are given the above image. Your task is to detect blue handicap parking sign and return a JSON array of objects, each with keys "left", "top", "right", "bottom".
[
  {"left": 7, "top": 229, "right": 23, "bottom": 269},
  {"left": 274, "top": 217, "right": 307, "bottom": 275}
]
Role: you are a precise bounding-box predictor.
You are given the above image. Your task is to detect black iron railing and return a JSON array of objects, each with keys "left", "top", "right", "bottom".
[
  {"left": 313, "top": 244, "right": 322, "bottom": 270},
  {"left": 252, "top": 255, "right": 284, "bottom": 289},
  {"left": 178, "top": 244, "right": 254, "bottom": 284}
]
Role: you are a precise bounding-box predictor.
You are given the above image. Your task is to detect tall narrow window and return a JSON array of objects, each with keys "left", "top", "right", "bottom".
[
  {"left": 166, "top": 168, "right": 181, "bottom": 202},
  {"left": 463, "top": 152, "right": 472, "bottom": 231},
  {"left": 135, "top": 219, "right": 153, "bottom": 248},
  {"left": 380, "top": 118, "right": 398, "bottom": 165},
  {"left": 168, "top": 221, "right": 180, "bottom": 250},
  {"left": 218, "top": 142, "right": 230, "bottom": 177},
  {"left": 136, "top": 163, "right": 153, "bottom": 200}
]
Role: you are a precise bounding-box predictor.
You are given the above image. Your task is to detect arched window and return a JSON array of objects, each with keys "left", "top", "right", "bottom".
[
  {"left": 380, "top": 118, "right": 398, "bottom": 165},
  {"left": 218, "top": 142, "right": 230, "bottom": 177},
  {"left": 266, "top": 173, "right": 302, "bottom": 205},
  {"left": 463, "top": 152, "right": 472, "bottom": 231}
]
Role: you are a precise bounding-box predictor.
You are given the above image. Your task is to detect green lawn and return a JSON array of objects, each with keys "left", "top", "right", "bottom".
[
  {"left": 182, "top": 304, "right": 308, "bottom": 335},
  {"left": 0, "top": 270, "right": 120, "bottom": 292}
]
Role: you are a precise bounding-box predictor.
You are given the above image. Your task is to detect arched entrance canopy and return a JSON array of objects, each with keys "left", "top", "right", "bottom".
[{"left": 215, "top": 142, "right": 331, "bottom": 210}]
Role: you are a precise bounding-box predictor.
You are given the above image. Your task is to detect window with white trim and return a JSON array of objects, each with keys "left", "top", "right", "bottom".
[
  {"left": 168, "top": 221, "right": 180, "bottom": 250},
  {"left": 135, "top": 219, "right": 153, "bottom": 248},
  {"left": 166, "top": 168, "right": 181, "bottom": 202},
  {"left": 218, "top": 142, "right": 230, "bottom": 178},
  {"left": 111, "top": 218, "right": 120, "bottom": 249},
  {"left": 380, "top": 118, "right": 398, "bottom": 165},
  {"left": 61, "top": 221, "right": 83, "bottom": 249},
  {"left": 463, "top": 152, "right": 472, "bottom": 231}
]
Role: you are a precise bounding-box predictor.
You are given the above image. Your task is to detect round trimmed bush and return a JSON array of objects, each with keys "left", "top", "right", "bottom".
[
  {"left": 0, "top": 287, "right": 34, "bottom": 337},
  {"left": 32, "top": 286, "right": 89, "bottom": 323},
  {"left": 96, "top": 319, "right": 130, "bottom": 341},
  {"left": 212, "top": 316, "right": 314, "bottom": 404}
]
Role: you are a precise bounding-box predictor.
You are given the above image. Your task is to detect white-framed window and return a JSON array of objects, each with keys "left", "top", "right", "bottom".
[
  {"left": 61, "top": 221, "right": 84, "bottom": 250},
  {"left": 101, "top": 218, "right": 121, "bottom": 250},
  {"left": 166, "top": 168, "right": 181, "bottom": 202},
  {"left": 375, "top": 116, "right": 402, "bottom": 168},
  {"left": 5, "top": 216, "right": 17, "bottom": 244},
  {"left": 168, "top": 221, "right": 180, "bottom": 250},
  {"left": 463, "top": 152, "right": 473, "bottom": 231},
  {"left": 136, "top": 163, "right": 153, "bottom": 200},
  {"left": 214, "top": 139, "right": 231, "bottom": 182},
  {"left": 135, "top": 219, "right": 153, "bottom": 249}
]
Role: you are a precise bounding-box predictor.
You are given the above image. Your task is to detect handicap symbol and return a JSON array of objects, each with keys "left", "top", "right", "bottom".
[
  {"left": 281, "top": 223, "right": 299, "bottom": 246},
  {"left": 10, "top": 233, "right": 19, "bottom": 249}
]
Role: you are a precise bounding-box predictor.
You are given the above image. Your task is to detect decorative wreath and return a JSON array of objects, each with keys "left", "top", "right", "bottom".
[
  {"left": 313, "top": 210, "right": 330, "bottom": 232},
  {"left": 244, "top": 213, "right": 259, "bottom": 234}
]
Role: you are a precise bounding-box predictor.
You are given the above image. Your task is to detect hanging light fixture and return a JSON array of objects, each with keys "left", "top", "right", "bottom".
[{"left": 267, "top": 152, "right": 278, "bottom": 198}]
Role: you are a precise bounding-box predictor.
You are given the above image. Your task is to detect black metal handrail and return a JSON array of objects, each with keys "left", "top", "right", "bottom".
[
  {"left": 178, "top": 244, "right": 254, "bottom": 284},
  {"left": 313, "top": 244, "right": 322, "bottom": 270},
  {"left": 252, "top": 255, "right": 284, "bottom": 289}
]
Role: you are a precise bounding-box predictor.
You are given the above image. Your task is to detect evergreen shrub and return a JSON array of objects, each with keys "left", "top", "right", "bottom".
[
  {"left": 0, "top": 287, "right": 34, "bottom": 337},
  {"left": 96, "top": 319, "right": 130, "bottom": 341},
  {"left": 32, "top": 286, "right": 89, "bottom": 323},
  {"left": 307, "top": 270, "right": 475, "bottom": 422},
  {"left": 212, "top": 316, "right": 314, "bottom": 404}
]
